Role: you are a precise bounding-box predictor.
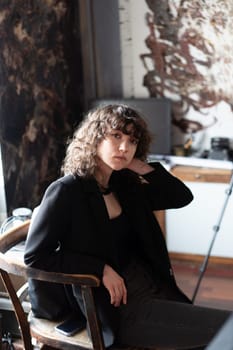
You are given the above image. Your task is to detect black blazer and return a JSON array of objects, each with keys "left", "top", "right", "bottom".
[{"left": 24, "top": 162, "right": 193, "bottom": 320}]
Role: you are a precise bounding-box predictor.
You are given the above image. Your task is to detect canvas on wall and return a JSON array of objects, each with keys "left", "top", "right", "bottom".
[{"left": 119, "top": 0, "right": 233, "bottom": 156}]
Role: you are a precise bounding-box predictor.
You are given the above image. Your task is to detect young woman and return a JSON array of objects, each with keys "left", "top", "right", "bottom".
[{"left": 24, "top": 104, "right": 230, "bottom": 349}]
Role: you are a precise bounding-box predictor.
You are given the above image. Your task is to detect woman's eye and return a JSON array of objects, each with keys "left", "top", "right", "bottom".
[
  {"left": 111, "top": 132, "right": 121, "bottom": 139},
  {"left": 131, "top": 138, "right": 138, "bottom": 145}
]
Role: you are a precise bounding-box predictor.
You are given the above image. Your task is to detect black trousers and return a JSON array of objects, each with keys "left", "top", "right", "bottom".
[
  {"left": 116, "top": 260, "right": 230, "bottom": 349},
  {"left": 73, "top": 259, "right": 231, "bottom": 350}
]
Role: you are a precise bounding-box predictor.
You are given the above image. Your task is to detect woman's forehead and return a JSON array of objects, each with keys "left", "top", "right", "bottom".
[{"left": 110, "top": 122, "right": 137, "bottom": 133}]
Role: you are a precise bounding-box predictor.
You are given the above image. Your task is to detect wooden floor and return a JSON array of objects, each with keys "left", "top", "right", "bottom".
[{"left": 172, "top": 258, "right": 233, "bottom": 311}]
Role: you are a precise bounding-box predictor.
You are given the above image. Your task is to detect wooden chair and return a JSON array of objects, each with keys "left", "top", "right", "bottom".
[{"left": 0, "top": 220, "right": 106, "bottom": 350}]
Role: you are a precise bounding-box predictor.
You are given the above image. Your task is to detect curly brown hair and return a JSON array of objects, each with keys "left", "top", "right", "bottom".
[{"left": 62, "top": 104, "right": 153, "bottom": 177}]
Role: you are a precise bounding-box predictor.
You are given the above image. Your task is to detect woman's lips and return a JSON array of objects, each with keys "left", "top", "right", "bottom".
[{"left": 114, "top": 155, "right": 127, "bottom": 161}]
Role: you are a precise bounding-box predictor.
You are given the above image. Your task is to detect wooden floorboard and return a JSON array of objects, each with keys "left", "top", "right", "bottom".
[{"left": 172, "top": 259, "right": 233, "bottom": 311}]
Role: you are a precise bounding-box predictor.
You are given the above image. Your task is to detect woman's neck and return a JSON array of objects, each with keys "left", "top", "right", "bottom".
[
  {"left": 94, "top": 165, "right": 112, "bottom": 189},
  {"left": 95, "top": 172, "right": 110, "bottom": 188}
]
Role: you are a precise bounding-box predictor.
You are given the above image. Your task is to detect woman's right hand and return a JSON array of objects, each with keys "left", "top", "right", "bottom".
[{"left": 102, "top": 264, "right": 127, "bottom": 307}]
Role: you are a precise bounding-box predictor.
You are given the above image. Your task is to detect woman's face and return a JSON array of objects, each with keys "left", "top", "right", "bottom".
[{"left": 96, "top": 128, "right": 138, "bottom": 171}]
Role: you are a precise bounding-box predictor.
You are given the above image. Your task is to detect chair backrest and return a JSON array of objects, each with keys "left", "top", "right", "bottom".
[{"left": 0, "top": 221, "right": 105, "bottom": 350}]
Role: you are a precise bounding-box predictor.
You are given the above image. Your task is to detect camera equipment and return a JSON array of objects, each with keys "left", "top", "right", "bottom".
[{"left": 208, "top": 137, "right": 230, "bottom": 161}]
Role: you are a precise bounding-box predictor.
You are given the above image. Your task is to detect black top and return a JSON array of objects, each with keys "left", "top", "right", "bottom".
[{"left": 110, "top": 211, "right": 132, "bottom": 271}]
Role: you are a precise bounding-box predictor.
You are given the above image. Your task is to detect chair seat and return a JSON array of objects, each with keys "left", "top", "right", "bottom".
[{"left": 29, "top": 312, "right": 93, "bottom": 350}]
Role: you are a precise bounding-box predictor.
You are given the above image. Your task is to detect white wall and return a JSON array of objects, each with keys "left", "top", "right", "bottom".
[
  {"left": 166, "top": 181, "right": 233, "bottom": 258},
  {"left": 119, "top": 0, "right": 150, "bottom": 98}
]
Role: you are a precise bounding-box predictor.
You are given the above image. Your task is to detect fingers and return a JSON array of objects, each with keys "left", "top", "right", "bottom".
[
  {"left": 110, "top": 282, "right": 127, "bottom": 307},
  {"left": 102, "top": 264, "right": 127, "bottom": 307}
]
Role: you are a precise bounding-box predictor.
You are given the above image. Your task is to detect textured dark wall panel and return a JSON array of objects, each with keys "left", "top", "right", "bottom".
[{"left": 0, "top": 1, "right": 84, "bottom": 214}]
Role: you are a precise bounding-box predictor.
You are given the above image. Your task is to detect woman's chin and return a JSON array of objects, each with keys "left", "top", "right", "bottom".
[{"left": 112, "top": 165, "right": 125, "bottom": 171}]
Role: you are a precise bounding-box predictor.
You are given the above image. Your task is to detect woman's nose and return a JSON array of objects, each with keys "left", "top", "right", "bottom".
[{"left": 119, "top": 141, "right": 128, "bottom": 152}]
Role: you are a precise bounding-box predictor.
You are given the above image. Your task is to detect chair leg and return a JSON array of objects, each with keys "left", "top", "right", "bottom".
[
  {"left": 0, "top": 270, "right": 33, "bottom": 350},
  {"left": 81, "top": 286, "right": 105, "bottom": 350}
]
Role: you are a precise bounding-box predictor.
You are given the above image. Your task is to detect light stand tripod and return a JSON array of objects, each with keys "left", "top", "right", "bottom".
[{"left": 192, "top": 168, "right": 233, "bottom": 303}]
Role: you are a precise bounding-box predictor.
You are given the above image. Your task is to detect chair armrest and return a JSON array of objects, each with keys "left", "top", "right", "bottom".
[
  {"left": 0, "top": 252, "right": 100, "bottom": 287},
  {"left": 26, "top": 266, "right": 101, "bottom": 287},
  {"left": 0, "top": 219, "right": 101, "bottom": 288},
  {"left": 0, "top": 220, "right": 30, "bottom": 253}
]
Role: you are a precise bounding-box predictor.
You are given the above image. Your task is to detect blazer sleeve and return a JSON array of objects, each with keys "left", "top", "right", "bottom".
[
  {"left": 24, "top": 178, "right": 105, "bottom": 278},
  {"left": 141, "top": 162, "right": 193, "bottom": 210}
]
